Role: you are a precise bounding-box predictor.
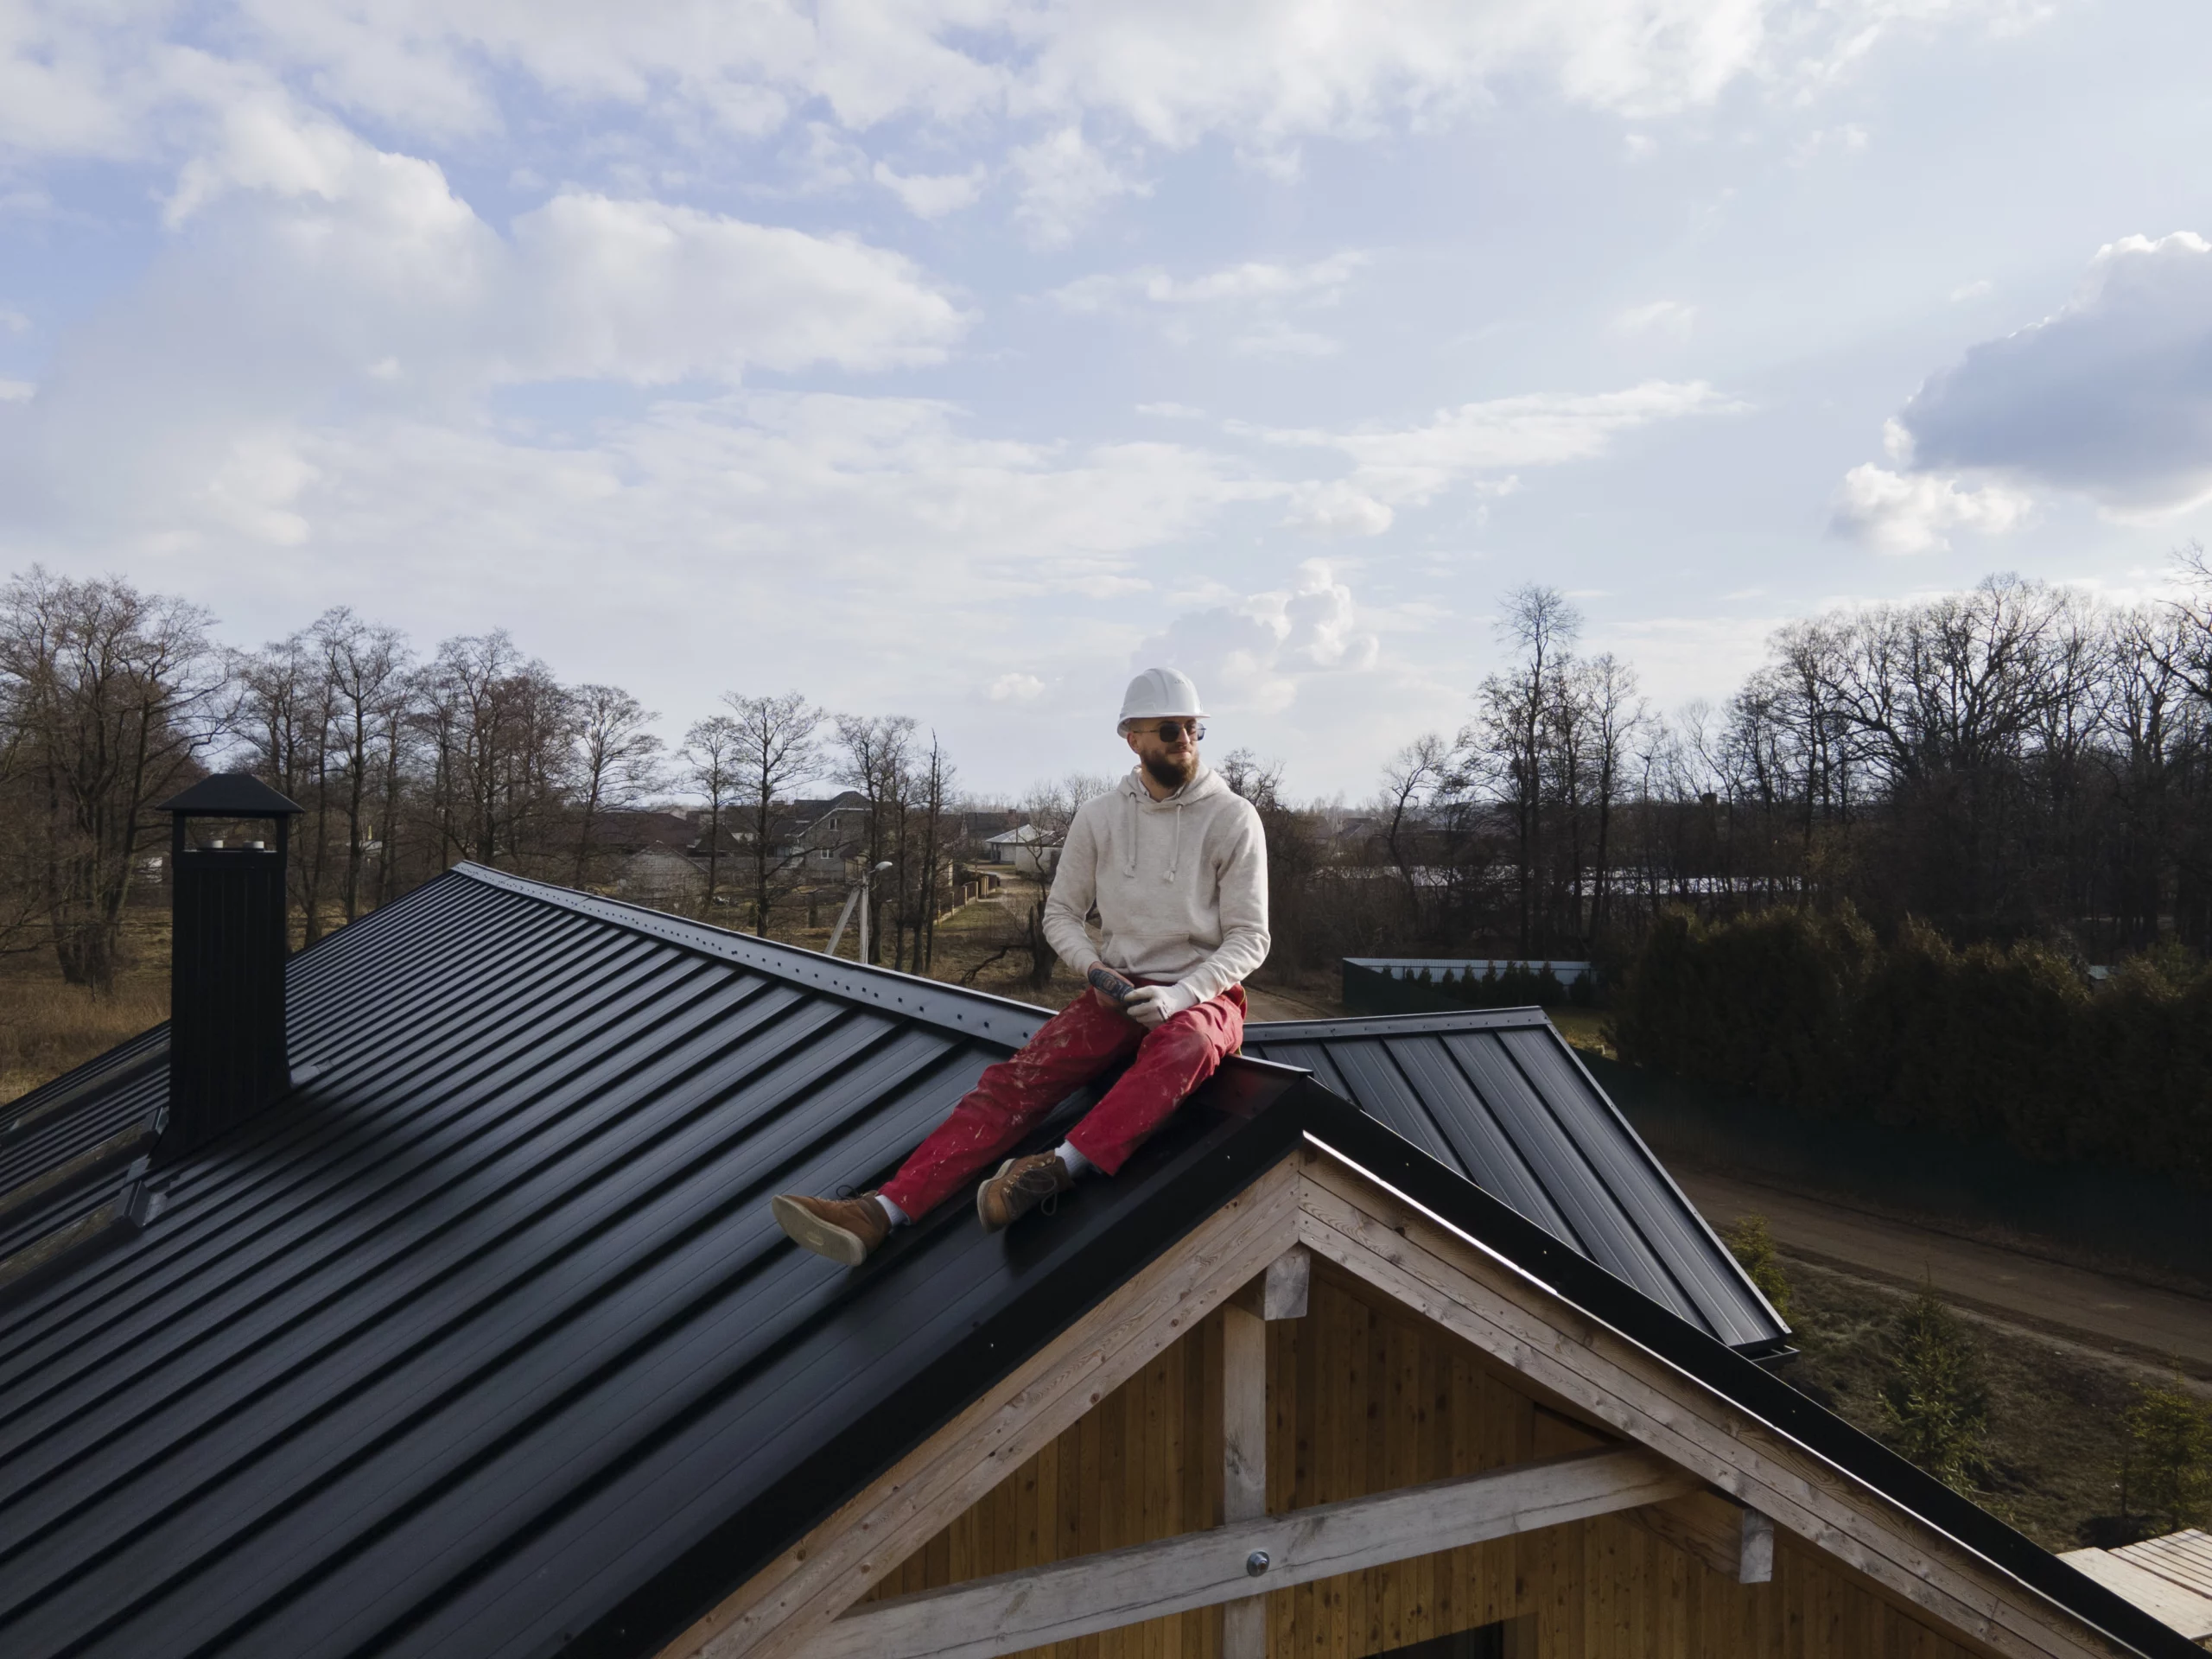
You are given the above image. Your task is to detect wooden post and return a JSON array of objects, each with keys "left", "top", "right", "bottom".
[
  {"left": 1222, "top": 1246, "right": 1305, "bottom": 1659},
  {"left": 1222, "top": 1300, "right": 1267, "bottom": 1659}
]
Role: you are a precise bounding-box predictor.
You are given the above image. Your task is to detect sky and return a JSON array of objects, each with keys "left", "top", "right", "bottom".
[{"left": 3, "top": 1, "right": 2210, "bottom": 801}]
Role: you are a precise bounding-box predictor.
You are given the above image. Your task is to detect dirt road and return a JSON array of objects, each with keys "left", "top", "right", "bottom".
[{"left": 1673, "top": 1165, "right": 2212, "bottom": 1377}]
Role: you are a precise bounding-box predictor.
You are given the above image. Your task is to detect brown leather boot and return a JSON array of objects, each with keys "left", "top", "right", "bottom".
[
  {"left": 976, "top": 1151, "right": 1075, "bottom": 1233},
  {"left": 772, "top": 1191, "right": 892, "bottom": 1266}
]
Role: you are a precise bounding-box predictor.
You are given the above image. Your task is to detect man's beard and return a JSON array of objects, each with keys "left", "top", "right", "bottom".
[{"left": 1143, "top": 750, "right": 1197, "bottom": 791}]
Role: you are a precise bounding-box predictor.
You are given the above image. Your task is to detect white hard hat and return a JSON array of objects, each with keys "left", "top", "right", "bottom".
[{"left": 1118, "top": 667, "right": 1205, "bottom": 728}]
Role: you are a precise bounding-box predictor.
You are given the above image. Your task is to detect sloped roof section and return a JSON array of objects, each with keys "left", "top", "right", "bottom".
[
  {"left": 0, "top": 863, "right": 2190, "bottom": 1659},
  {"left": 0, "top": 862, "right": 1779, "bottom": 1659},
  {"left": 1243, "top": 1010, "right": 1786, "bottom": 1353},
  {"left": 0, "top": 866, "right": 1077, "bottom": 1659}
]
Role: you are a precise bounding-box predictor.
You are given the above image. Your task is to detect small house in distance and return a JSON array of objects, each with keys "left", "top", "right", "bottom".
[
  {"left": 0, "top": 783, "right": 2196, "bottom": 1659},
  {"left": 982, "top": 820, "right": 1058, "bottom": 876}
]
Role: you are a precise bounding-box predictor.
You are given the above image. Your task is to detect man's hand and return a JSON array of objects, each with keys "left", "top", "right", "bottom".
[{"left": 1119, "top": 984, "right": 1171, "bottom": 1029}]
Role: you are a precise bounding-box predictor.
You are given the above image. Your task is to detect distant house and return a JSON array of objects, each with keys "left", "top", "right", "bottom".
[
  {"left": 775, "top": 791, "right": 874, "bottom": 877},
  {"left": 982, "top": 821, "right": 1058, "bottom": 877},
  {"left": 614, "top": 843, "right": 708, "bottom": 908}
]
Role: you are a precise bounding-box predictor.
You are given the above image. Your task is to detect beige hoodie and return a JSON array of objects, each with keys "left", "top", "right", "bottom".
[{"left": 1041, "top": 765, "right": 1270, "bottom": 1016}]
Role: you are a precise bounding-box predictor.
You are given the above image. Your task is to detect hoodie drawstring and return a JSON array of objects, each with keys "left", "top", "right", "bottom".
[{"left": 1123, "top": 770, "right": 1190, "bottom": 881}]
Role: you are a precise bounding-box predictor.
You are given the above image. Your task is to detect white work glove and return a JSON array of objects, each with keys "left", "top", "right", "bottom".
[
  {"left": 1120, "top": 983, "right": 1196, "bottom": 1030},
  {"left": 1120, "top": 985, "right": 1170, "bottom": 1029}
]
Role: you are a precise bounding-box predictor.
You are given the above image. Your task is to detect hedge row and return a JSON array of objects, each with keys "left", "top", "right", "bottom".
[
  {"left": 1611, "top": 908, "right": 2212, "bottom": 1190},
  {"left": 1344, "top": 960, "right": 1596, "bottom": 1015}
]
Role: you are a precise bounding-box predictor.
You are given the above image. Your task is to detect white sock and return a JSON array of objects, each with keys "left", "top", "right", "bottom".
[
  {"left": 1056, "top": 1142, "right": 1094, "bottom": 1179},
  {"left": 875, "top": 1193, "right": 911, "bottom": 1226}
]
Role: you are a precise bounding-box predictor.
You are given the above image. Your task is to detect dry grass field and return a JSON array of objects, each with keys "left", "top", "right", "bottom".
[{"left": 0, "top": 909, "right": 171, "bottom": 1107}]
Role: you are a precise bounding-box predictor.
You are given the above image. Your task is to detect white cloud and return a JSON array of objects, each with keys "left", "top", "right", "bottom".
[
  {"left": 1948, "top": 278, "right": 1993, "bottom": 302},
  {"left": 4, "top": 1, "right": 1998, "bottom": 193},
  {"left": 1053, "top": 253, "right": 1363, "bottom": 357},
  {"left": 0, "top": 389, "right": 1280, "bottom": 715},
  {"left": 1788, "top": 123, "right": 1868, "bottom": 165},
  {"left": 1611, "top": 299, "right": 1696, "bottom": 337},
  {"left": 873, "top": 161, "right": 988, "bottom": 219},
  {"left": 0, "top": 378, "right": 34, "bottom": 403},
  {"left": 1010, "top": 127, "right": 1148, "bottom": 247},
  {"left": 1284, "top": 480, "right": 1394, "bottom": 537},
  {"left": 1256, "top": 380, "right": 1733, "bottom": 505},
  {"left": 1136, "top": 402, "right": 1205, "bottom": 419},
  {"left": 0, "top": 308, "right": 28, "bottom": 334},
  {"left": 1828, "top": 462, "right": 2033, "bottom": 554},
  {"left": 0, "top": 97, "right": 975, "bottom": 564},
  {"left": 1137, "top": 559, "right": 1379, "bottom": 715},
  {"left": 1053, "top": 252, "right": 1367, "bottom": 313},
  {"left": 510, "top": 194, "right": 966, "bottom": 380},
  {"left": 1888, "top": 231, "right": 2212, "bottom": 518},
  {"left": 1230, "top": 321, "right": 1341, "bottom": 359},
  {"left": 990, "top": 671, "right": 1046, "bottom": 702}
]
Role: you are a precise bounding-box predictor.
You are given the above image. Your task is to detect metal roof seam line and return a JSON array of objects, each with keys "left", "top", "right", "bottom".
[{"left": 451, "top": 865, "right": 1052, "bottom": 1044}]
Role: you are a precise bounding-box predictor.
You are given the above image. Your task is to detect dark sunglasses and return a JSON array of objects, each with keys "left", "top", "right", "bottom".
[{"left": 1134, "top": 720, "right": 1205, "bottom": 741}]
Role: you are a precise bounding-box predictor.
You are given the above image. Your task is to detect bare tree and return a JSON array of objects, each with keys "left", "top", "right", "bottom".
[
  {"left": 1477, "top": 585, "right": 1581, "bottom": 952},
  {"left": 905, "top": 732, "right": 956, "bottom": 970},
  {"left": 315, "top": 607, "right": 410, "bottom": 922},
  {"left": 416, "top": 632, "right": 576, "bottom": 869},
  {"left": 726, "top": 690, "right": 823, "bottom": 937},
  {"left": 570, "top": 685, "right": 664, "bottom": 886},
  {"left": 1578, "top": 652, "right": 1643, "bottom": 944},
  {"left": 237, "top": 630, "right": 337, "bottom": 940},
  {"left": 836, "top": 713, "right": 917, "bottom": 963},
  {"left": 0, "top": 568, "right": 222, "bottom": 989},
  {"left": 1377, "top": 733, "right": 1459, "bottom": 929},
  {"left": 681, "top": 714, "right": 744, "bottom": 915},
  {"left": 2171, "top": 542, "right": 2212, "bottom": 704}
]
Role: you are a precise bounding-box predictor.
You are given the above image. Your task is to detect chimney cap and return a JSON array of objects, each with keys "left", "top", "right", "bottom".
[{"left": 157, "top": 773, "right": 307, "bottom": 818}]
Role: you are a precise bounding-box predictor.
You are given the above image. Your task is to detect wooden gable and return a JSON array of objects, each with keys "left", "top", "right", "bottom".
[
  {"left": 853, "top": 1260, "right": 1988, "bottom": 1659},
  {"left": 661, "top": 1147, "right": 2159, "bottom": 1659}
]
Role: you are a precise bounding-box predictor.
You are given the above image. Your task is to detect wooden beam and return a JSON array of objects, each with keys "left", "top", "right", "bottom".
[
  {"left": 1631, "top": 1489, "right": 1775, "bottom": 1585},
  {"left": 804, "top": 1446, "right": 1694, "bottom": 1659},
  {"left": 1220, "top": 1298, "right": 1268, "bottom": 1659},
  {"left": 1230, "top": 1243, "right": 1309, "bottom": 1321}
]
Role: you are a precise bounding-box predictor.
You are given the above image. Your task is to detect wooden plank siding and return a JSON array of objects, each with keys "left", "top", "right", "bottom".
[{"left": 866, "top": 1262, "right": 1987, "bottom": 1659}]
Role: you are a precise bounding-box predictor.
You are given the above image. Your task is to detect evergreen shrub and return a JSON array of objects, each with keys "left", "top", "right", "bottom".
[{"left": 1613, "top": 908, "right": 2212, "bottom": 1189}]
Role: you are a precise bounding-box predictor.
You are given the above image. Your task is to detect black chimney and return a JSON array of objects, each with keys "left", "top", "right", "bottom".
[{"left": 156, "top": 774, "right": 305, "bottom": 1158}]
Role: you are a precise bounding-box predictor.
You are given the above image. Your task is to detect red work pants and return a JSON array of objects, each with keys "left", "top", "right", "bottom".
[{"left": 880, "top": 982, "right": 1247, "bottom": 1220}]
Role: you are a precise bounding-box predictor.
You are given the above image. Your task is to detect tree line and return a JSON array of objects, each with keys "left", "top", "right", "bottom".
[
  {"left": 9, "top": 554, "right": 2211, "bottom": 1005},
  {"left": 0, "top": 567, "right": 967, "bottom": 992},
  {"left": 1326, "top": 556, "right": 2212, "bottom": 969}
]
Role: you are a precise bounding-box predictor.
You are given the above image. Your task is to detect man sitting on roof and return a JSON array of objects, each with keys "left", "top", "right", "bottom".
[{"left": 772, "top": 668, "right": 1270, "bottom": 1264}]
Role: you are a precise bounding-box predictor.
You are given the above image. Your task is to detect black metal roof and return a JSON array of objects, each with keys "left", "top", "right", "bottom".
[
  {"left": 0, "top": 864, "right": 2182, "bottom": 1659},
  {"left": 1243, "top": 1010, "right": 1786, "bottom": 1353}
]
